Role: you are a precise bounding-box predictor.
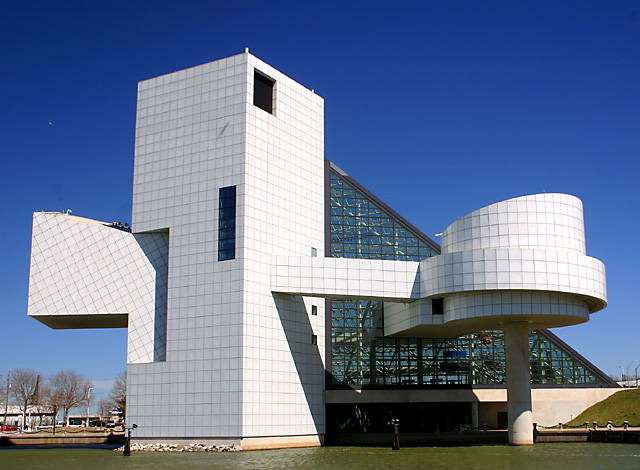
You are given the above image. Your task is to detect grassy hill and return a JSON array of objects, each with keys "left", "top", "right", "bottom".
[{"left": 565, "top": 389, "right": 640, "bottom": 427}]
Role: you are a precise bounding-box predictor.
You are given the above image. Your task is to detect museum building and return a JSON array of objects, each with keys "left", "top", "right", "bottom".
[{"left": 27, "top": 51, "right": 614, "bottom": 449}]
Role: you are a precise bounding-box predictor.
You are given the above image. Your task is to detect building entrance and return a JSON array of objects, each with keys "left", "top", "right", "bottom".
[{"left": 326, "top": 402, "right": 471, "bottom": 435}]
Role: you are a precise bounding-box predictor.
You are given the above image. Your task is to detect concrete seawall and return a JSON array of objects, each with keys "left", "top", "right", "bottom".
[
  {"left": 3, "top": 430, "right": 638, "bottom": 447},
  {"left": 0, "top": 432, "right": 124, "bottom": 447}
]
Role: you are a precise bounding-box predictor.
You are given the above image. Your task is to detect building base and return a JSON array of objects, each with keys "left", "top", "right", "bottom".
[{"left": 133, "top": 434, "right": 323, "bottom": 451}]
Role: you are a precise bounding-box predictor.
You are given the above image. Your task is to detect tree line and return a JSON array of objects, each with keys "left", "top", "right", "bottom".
[{"left": 1, "top": 369, "right": 126, "bottom": 430}]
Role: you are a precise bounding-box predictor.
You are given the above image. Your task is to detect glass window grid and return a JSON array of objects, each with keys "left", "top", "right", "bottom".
[
  {"left": 218, "top": 186, "right": 236, "bottom": 261},
  {"left": 330, "top": 173, "right": 436, "bottom": 261},
  {"left": 331, "top": 325, "right": 603, "bottom": 386}
]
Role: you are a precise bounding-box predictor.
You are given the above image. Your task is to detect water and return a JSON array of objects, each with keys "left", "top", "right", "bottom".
[{"left": 1, "top": 444, "right": 639, "bottom": 470}]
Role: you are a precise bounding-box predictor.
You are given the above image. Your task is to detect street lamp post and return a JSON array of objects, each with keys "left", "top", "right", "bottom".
[
  {"left": 627, "top": 360, "right": 638, "bottom": 387},
  {"left": 124, "top": 424, "right": 138, "bottom": 456},
  {"left": 86, "top": 387, "right": 93, "bottom": 428},
  {"left": 3, "top": 373, "right": 10, "bottom": 427}
]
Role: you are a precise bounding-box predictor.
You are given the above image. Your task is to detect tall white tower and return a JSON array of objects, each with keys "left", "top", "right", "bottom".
[{"left": 127, "top": 52, "right": 326, "bottom": 447}]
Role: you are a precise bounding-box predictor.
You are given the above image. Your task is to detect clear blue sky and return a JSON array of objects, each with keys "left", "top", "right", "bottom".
[{"left": 1, "top": 1, "right": 639, "bottom": 401}]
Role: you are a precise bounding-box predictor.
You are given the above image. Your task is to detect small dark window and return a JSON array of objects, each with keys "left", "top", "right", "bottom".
[
  {"left": 311, "top": 305, "right": 317, "bottom": 316},
  {"left": 311, "top": 334, "right": 318, "bottom": 345},
  {"left": 218, "top": 186, "right": 236, "bottom": 261},
  {"left": 432, "top": 298, "right": 443, "bottom": 315},
  {"left": 254, "top": 70, "right": 274, "bottom": 114}
]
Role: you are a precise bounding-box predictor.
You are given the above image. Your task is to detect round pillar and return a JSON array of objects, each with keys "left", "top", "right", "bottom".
[
  {"left": 504, "top": 321, "right": 533, "bottom": 445},
  {"left": 471, "top": 401, "right": 479, "bottom": 430}
]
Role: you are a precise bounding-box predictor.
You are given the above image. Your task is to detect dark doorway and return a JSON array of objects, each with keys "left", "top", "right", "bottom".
[
  {"left": 497, "top": 411, "right": 508, "bottom": 429},
  {"left": 326, "top": 402, "right": 471, "bottom": 434}
]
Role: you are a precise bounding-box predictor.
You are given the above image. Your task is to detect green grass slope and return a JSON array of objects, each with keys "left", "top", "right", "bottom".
[{"left": 566, "top": 389, "right": 640, "bottom": 426}]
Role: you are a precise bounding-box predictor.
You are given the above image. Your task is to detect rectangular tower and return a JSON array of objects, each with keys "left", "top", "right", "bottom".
[{"left": 129, "top": 52, "right": 325, "bottom": 447}]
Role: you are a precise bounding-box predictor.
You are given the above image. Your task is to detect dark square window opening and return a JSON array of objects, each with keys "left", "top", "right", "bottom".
[{"left": 254, "top": 70, "right": 274, "bottom": 114}]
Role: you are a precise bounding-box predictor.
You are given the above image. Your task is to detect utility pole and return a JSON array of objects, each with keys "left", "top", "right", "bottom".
[
  {"left": 3, "top": 372, "right": 10, "bottom": 427},
  {"left": 29, "top": 375, "right": 40, "bottom": 431},
  {"left": 86, "top": 387, "right": 93, "bottom": 428}
]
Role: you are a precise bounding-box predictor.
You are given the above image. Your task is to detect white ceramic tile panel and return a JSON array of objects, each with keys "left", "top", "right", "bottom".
[
  {"left": 419, "top": 249, "right": 606, "bottom": 311},
  {"left": 271, "top": 244, "right": 605, "bottom": 316},
  {"left": 443, "top": 291, "right": 590, "bottom": 324},
  {"left": 271, "top": 256, "right": 420, "bottom": 301},
  {"left": 384, "top": 299, "right": 442, "bottom": 334},
  {"left": 27, "top": 212, "right": 168, "bottom": 364},
  {"left": 129, "top": 53, "right": 249, "bottom": 439},
  {"left": 241, "top": 54, "right": 325, "bottom": 437},
  {"left": 383, "top": 193, "right": 606, "bottom": 336},
  {"left": 441, "top": 193, "right": 586, "bottom": 254},
  {"left": 128, "top": 52, "right": 327, "bottom": 440}
]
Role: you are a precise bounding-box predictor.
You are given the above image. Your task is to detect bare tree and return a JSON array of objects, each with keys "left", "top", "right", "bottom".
[
  {"left": 41, "top": 383, "right": 64, "bottom": 430},
  {"left": 9, "top": 368, "right": 40, "bottom": 430},
  {"left": 97, "top": 398, "right": 113, "bottom": 426},
  {"left": 49, "top": 370, "right": 92, "bottom": 425},
  {"left": 32, "top": 384, "right": 54, "bottom": 427},
  {"left": 110, "top": 371, "right": 126, "bottom": 419}
]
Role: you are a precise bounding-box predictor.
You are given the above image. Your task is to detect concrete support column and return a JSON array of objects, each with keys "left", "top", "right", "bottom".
[
  {"left": 470, "top": 401, "right": 479, "bottom": 430},
  {"left": 504, "top": 321, "right": 533, "bottom": 445}
]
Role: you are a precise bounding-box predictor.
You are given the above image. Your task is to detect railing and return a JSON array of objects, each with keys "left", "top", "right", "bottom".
[{"left": 534, "top": 421, "right": 638, "bottom": 430}]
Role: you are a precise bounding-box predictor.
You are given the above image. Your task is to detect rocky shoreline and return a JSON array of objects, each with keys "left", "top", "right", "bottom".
[{"left": 115, "top": 442, "right": 242, "bottom": 452}]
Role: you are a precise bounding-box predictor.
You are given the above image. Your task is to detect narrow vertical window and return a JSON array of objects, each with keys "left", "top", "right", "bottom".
[
  {"left": 311, "top": 305, "right": 317, "bottom": 316},
  {"left": 432, "top": 298, "right": 443, "bottom": 315},
  {"left": 254, "top": 70, "right": 274, "bottom": 114},
  {"left": 218, "top": 186, "right": 236, "bottom": 261}
]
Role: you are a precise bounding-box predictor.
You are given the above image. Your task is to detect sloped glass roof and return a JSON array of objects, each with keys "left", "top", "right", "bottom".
[{"left": 330, "top": 172, "right": 436, "bottom": 261}]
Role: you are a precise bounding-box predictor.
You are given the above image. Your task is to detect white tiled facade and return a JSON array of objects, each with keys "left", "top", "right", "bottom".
[
  {"left": 440, "top": 193, "right": 587, "bottom": 254},
  {"left": 27, "top": 53, "right": 608, "bottom": 448},
  {"left": 271, "top": 257, "right": 421, "bottom": 301},
  {"left": 129, "top": 52, "right": 325, "bottom": 443},
  {"left": 28, "top": 213, "right": 168, "bottom": 364},
  {"left": 384, "top": 194, "right": 606, "bottom": 337}
]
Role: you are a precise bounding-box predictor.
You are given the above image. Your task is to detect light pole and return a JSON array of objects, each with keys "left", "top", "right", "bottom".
[
  {"left": 86, "top": 387, "right": 93, "bottom": 428},
  {"left": 627, "top": 360, "right": 637, "bottom": 387},
  {"left": 124, "top": 423, "right": 138, "bottom": 456},
  {"left": 3, "top": 373, "right": 10, "bottom": 427}
]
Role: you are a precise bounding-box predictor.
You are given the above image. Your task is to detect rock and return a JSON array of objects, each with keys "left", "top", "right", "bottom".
[{"left": 114, "top": 441, "right": 242, "bottom": 452}]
